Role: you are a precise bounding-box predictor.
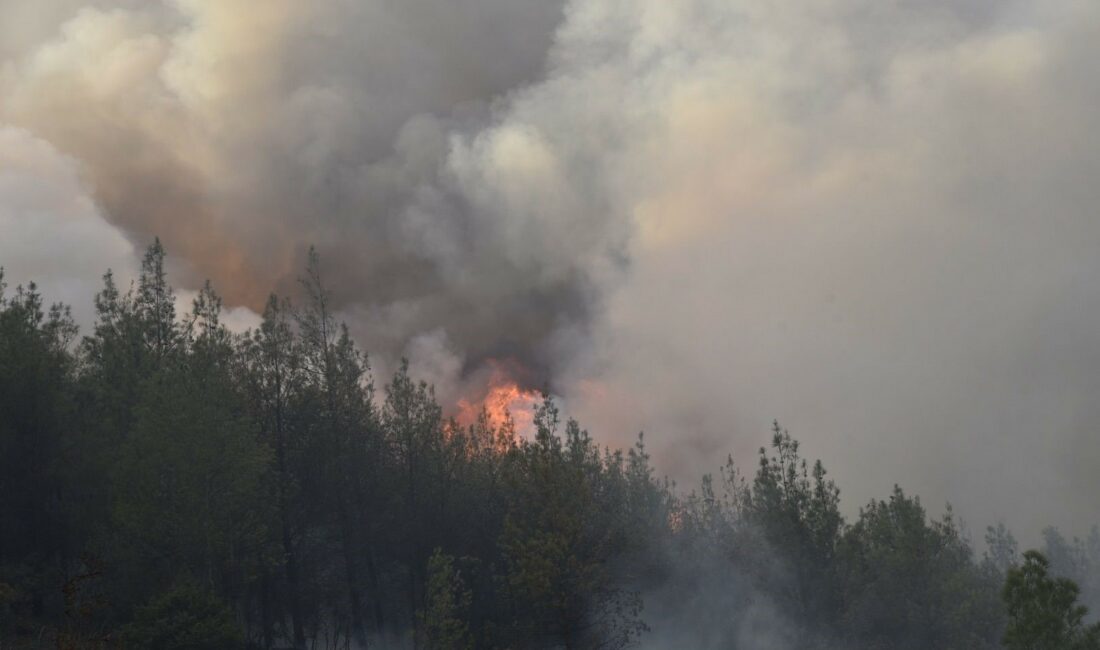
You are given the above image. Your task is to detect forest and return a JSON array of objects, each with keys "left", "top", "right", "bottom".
[{"left": 2, "top": 241, "right": 1099, "bottom": 650}]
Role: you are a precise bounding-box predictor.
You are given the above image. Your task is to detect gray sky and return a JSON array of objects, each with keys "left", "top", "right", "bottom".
[{"left": 2, "top": 0, "right": 1099, "bottom": 541}]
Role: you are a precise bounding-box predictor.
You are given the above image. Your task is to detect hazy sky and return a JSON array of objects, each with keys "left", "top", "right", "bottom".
[{"left": 2, "top": 0, "right": 1099, "bottom": 541}]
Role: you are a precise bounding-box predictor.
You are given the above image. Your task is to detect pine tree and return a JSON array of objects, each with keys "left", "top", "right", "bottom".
[
  {"left": 418, "top": 550, "right": 474, "bottom": 650},
  {"left": 0, "top": 278, "right": 79, "bottom": 625},
  {"left": 240, "top": 294, "right": 309, "bottom": 649}
]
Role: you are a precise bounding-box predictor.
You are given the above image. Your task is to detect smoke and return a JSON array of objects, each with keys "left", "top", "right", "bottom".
[
  {"left": 0, "top": 125, "right": 135, "bottom": 323},
  {"left": 546, "top": 0, "right": 1100, "bottom": 540},
  {"left": 4, "top": 0, "right": 1100, "bottom": 541},
  {"left": 635, "top": 543, "right": 803, "bottom": 650},
  {"left": 0, "top": 0, "right": 573, "bottom": 377}
]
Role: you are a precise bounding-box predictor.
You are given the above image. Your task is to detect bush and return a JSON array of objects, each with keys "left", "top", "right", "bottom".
[{"left": 120, "top": 582, "right": 243, "bottom": 650}]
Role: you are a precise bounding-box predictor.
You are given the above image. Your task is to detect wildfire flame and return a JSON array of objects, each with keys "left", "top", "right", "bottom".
[{"left": 453, "top": 361, "right": 541, "bottom": 438}]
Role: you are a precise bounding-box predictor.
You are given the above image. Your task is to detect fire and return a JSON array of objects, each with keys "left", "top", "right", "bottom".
[{"left": 453, "top": 361, "right": 541, "bottom": 438}]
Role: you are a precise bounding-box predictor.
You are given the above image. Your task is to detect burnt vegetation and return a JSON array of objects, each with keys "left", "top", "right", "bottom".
[{"left": 1, "top": 241, "right": 1099, "bottom": 649}]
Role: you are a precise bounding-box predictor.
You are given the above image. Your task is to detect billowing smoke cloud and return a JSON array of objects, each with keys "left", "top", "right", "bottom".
[
  {"left": 1, "top": 0, "right": 574, "bottom": 380},
  {"left": 4, "top": 0, "right": 1100, "bottom": 540},
  {"left": 542, "top": 0, "right": 1100, "bottom": 539}
]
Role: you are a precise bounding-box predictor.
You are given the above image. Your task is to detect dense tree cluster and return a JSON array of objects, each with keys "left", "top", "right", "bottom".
[{"left": 0, "top": 242, "right": 1097, "bottom": 649}]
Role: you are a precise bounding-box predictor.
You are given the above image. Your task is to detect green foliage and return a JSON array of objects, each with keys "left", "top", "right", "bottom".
[
  {"left": 120, "top": 582, "right": 244, "bottom": 650},
  {"left": 135, "top": 238, "right": 180, "bottom": 359},
  {"left": 419, "top": 550, "right": 474, "bottom": 650},
  {"left": 744, "top": 422, "right": 844, "bottom": 632},
  {"left": 110, "top": 283, "right": 270, "bottom": 609},
  {"left": 837, "top": 487, "right": 1003, "bottom": 649},
  {"left": 1003, "top": 550, "right": 1100, "bottom": 650},
  {"left": 497, "top": 400, "right": 646, "bottom": 649},
  {"left": 0, "top": 279, "right": 80, "bottom": 627},
  {"left": 4, "top": 242, "right": 1100, "bottom": 649}
]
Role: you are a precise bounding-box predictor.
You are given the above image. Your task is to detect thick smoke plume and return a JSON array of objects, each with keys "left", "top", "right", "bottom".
[
  {"left": 0, "top": 0, "right": 577, "bottom": 385},
  {"left": 4, "top": 0, "right": 1100, "bottom": 541}
]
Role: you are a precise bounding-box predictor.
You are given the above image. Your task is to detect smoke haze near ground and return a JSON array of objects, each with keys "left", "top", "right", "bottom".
[{"left": 3, "top": 0, "right": 1100, "bottom": 541}]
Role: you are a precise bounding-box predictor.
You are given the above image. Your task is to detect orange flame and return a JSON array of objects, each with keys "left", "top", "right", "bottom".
[{"left": 453, "top": 361, "right": 541, "bottom": 438}]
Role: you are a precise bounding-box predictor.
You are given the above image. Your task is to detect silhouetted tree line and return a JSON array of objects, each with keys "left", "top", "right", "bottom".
[{"left": 1, "top": 241, "right": 1098, "bottom": 649}]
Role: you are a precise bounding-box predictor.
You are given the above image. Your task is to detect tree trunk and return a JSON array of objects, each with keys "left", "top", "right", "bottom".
[{"left": 339, "top": 500, "right": 368, "bottom": 648}]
